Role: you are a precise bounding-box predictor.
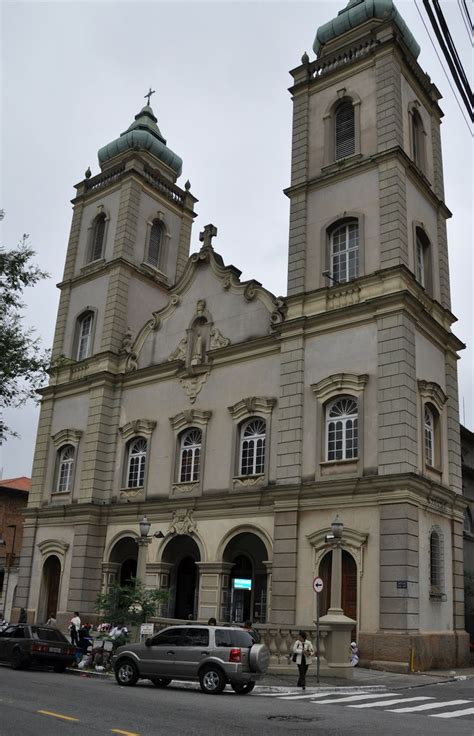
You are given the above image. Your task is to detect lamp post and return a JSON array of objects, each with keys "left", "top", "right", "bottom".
[
  {"left": 135, "top": 516, "right": 164, "bottom": 584},
  {"left": 328, "top": 515, "right": 344, "bottom": 615}
]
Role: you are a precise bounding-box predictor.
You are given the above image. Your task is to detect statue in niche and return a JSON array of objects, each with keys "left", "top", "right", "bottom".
[{"left": 190, "top": 331, "right": 204, "bottom": 365}]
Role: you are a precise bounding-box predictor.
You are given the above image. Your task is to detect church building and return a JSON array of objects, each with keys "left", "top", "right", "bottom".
[{"left": 15, "top": 0, "right": 469, "bottom": 669}]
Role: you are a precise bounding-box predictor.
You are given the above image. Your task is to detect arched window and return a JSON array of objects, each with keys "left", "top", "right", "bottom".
[
  {"left": 464, "top": 508, "right": 473, "bottom": 534},
  {"left": 326, "top": 397, "right": 358, "bottom": 461},
  {"left": 330, "top": 221, "right": 359, "bottom": 283},
  {"left": 411, "top": 109, "right": 425, "bottom": 170},
  {"left": 429, "top": 527, "right": 444, "bottom": 597},
  {"left": 414, "top": 227, "right": 431, "bottom": 292},
  {"left": 89, "top": 213, "right": 106, "bottom": 262},
  {"left": 76, "top": 311, "right": 94, "bottom": 361},
  {"left": 146, "top": 220, "right": 164, "bottom": 269},
  {"left": 335, "top": 101, "right": 355, "bottom": 160},
  {"left": 179, "top": 428, "right": 202, "bottom": 482},
  {"left": 424, "top": 405, "right": 435, "bottom": 467},
  {"left": 127, "top": 437, "right": 147, "bottom": 488},
  {"left": 56, "top": 445, "right": 75, "bottom": 493},
  {"left": 240, "top": 418, "right": 266, "bottom": 475}
]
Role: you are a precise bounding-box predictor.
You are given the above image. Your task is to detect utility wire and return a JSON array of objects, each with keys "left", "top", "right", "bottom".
[
  {"left": 432, "top": 0, "right": 473, "bottom": 103},
  {"left": 414, "top": 0, "right": 473, "bottom": 133},
  {"left": 422, "top": 0, "right": 473, "bottom": 121},
  {"left": 457, "top": 0, "right": 474, "bottom": 41},
  {"left": 462, "top": 0, "right": 474, "bottom": 30}
]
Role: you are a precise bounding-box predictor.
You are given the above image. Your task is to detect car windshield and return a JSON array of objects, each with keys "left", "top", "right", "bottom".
[
  {"left": 214, "top": 629, "right": 253, "bottom": 648},
  {"left": 31, "top": 627, "right": 68, "bottom": 643}
]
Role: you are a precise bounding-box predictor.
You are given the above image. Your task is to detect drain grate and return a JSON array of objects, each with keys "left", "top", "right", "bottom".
[{"left": 268, "top": 715, "right": 319, "bottom": 723}]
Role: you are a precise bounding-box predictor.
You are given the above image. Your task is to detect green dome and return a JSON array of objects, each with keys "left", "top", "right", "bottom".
[
  {"left": 98, "top": 105, "right": 183, "bottom": 176},
  {"left": 313, "top": 0, "right": 420, "bottom": 59}
]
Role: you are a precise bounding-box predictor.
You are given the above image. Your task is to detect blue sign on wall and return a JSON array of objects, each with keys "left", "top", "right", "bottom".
[
  {"left": 396, "top": 580, "right": 408, "bottom": 589},
  {"left": 233, "top": 578, "right": 252, "bottom": 590}
]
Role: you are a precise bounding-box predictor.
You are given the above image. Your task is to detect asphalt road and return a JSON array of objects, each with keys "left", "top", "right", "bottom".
[{"left": 0, "top": 666, "right": 473, "bottom": 736}]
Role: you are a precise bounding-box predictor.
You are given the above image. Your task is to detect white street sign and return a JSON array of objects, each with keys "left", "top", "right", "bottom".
[{"left": 312, "top": 576, "right": 324, "bottom": 594}]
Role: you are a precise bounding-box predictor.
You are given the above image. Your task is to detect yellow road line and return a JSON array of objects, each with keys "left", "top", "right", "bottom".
[
  {"left": 111, "top": 730, "right": 141, "bottom": 736},
  {"left": 37, "top": 709, "right": 80, "bottom": 722}
]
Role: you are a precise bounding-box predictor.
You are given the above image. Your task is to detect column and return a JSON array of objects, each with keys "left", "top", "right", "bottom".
[{"left": 136, "top": 537, "right": 152, "bottom": 584}]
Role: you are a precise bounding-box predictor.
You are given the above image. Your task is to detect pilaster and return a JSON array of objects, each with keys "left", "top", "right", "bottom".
[
  {"left": 111, "top": 177, "right": 141, "bottom": 261},
  {"left": 445, "top": 353, "right": 462, "bottom": 493},
  {"left": 375, "top": 52, "right": 403, "bottom": 151},
  {"left": 378, "top": 160, "right": 408, "bottom": 268},
  {"left": 28, "top": 397, "right": 55, "bottom": 507},
  {"left": 377, "top": 313, "right": 418, "bottom": 474},
  {"left": 14, "top": 518, "right": 38, "bottom": 611},
  {"left": 271, "top": 509, "right": 298, "bottom": 625},
  {"left": 276, "top": 336, "right": 305, "bottom": 484},
  {"left": 68, "top": 520, "right": 107, "bottom": 612},
  {"left": 287, "top": 87, "right": 309, "bottom": 296},
  {"left": 379, "top": 503, "right": 419, "bottom": 631}
]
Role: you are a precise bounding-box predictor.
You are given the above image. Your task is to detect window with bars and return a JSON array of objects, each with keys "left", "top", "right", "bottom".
[
  {"left": 429, "top": 527, "right": 444, "bottom": 597},
  {"left": 240, "top": 418, "right": 266, "bottom": 475},
  {"left": 76, "top": 312, "right": 94, "bottom": 361},
  {"left": 56, "top": 445, "right": 75, "bottom": 493},
  {"left": 146, "top": 220, "right": 163, "bottom": 268},
  {"left": 326, "top": 397, "right": 358, "bottom": 461},
  {"left": 330, "top": 221, "right": 359, "bottom": 283},
  {"left": 335, "top": 101, "right": 355, "bottom": 160},
  {"left": 179, "top": 428, "right": 202, "bottom": 483},
  {"left": 424, "top": 406, "right": 435, "bottom": 467},
  {"left": 89, "top": 213, "right": 106, "bottom": 262},
  {"left": 127, "top": 437, "right": 147, "bottom": 488}
]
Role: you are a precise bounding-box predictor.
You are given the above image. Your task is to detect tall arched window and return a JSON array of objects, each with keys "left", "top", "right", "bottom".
[
  {"left": 179, "top": 428, "right": 202, "bottom": 482},
  {"left": 76, "top": 311, "right": 94, "bottom": 361},
  {"left": 414, "top": 227, "right": 431, "bottom": 293},
  {"left": 330, "top": 221, "right": 359, "bottom": 283},
  {"left": 89, "top": 213, "right": 106, "bottom": 262},
  {"left": 240, "top": 418, "right": 266, "bottom": 475},
  {"left": 429, "top": 527, "right": 444, "bottom": 597},
  {"left": 335, "top": 100, "right": 355, "bottom": 160},
  {"left": 127, "top": 437, "right": 147, "bottom": 488},
  {"left": 424, "top": 405, "right": 435, "bottom": 467},
  {"left": 464, "top": 508, "right": 473, "bottom": 535},
  {"left": 146, "top": 220, "right": 164, "bottom": 268},
  {"left": 411, "top": 109, "right": 425, "bottom": 170},
  {"left": 56, "top": 445, "right": 75, "bottom": 493},
  {"left": 326, "top": 397, "right": 358, "bottom": 461}
]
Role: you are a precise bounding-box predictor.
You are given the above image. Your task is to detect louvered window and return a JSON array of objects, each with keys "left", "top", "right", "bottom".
[
  {"left": 147, "top": 220, "right": 163, "bottom": 268},
  {"left": 90, "top": 213, "right": 106, "bottom": 262},
  {"left": 335, "top": 101, "right": 355, "bottom": 160}
]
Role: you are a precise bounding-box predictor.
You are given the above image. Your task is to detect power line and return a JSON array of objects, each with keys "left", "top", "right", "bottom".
[
  {"left": 422, "top": 0, "right": 473, "bottom": 120},
  {"left": 432, "top": 0, "right": 473, "bottom": 104},
  {"left": 414, "top": 0, "right": 473, "bottom": 134},
  {"left": 462, "top": 0, "right": 474, "bottom": 30},
  {"left": 457, "top": 0, "right": 474, "bottom": 41}
]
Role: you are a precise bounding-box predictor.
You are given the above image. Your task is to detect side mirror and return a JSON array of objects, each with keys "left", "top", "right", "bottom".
[{"left": 145, "top": 638, "right": 152, "bottom": 647}]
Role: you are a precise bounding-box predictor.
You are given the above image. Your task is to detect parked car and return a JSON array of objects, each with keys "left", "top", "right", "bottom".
[
  {"left": 0, "top": 623, "right": 76, "bottom": 672},
  {"left": 113, "top": 625, "right": 270, "bottom": 694}
]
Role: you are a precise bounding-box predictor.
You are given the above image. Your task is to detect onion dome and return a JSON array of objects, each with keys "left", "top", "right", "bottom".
[
  {"left": 313, "top": 0, "right": 420, "bottom": 59},
  {"left": 98, "top": 104, "right": 182, "bottom": 176}
]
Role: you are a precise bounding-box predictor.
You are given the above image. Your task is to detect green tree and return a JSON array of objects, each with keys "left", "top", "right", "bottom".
[
  {"left": 95, "top": 579, "right": 168, "bottom": 627},
  {"left": 0, "top": 232, "right": 50, "bottom": 436}
]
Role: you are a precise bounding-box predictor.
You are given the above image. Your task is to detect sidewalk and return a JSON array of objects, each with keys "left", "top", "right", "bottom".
[{"left": 67, "top": 665, "right": 474, "bottom": 689}]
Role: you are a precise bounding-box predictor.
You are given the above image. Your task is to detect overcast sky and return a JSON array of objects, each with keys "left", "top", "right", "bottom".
[{"left": 1, "top": 0, "right": 472, "bottom": 479}]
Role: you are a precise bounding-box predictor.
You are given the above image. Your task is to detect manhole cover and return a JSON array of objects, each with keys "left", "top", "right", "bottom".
[{"left": 268, "top": 715, "right": 319, "bottom": 723}]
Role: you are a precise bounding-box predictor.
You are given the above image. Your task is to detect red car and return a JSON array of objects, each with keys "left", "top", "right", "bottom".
[{"left": 0, "top": 623, "right": 75, "bottom": 672}]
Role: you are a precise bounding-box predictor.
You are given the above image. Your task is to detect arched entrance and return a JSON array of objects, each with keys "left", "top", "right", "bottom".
[
  {"left": 319, "top": 550, "right": 357, "bottom": 622},
  {"left": 41, "top": 555, "right": 61, "bottom": 620},
  {"left": 109, "top": 537, "right": 138, "bottom": 586},
  {"left": 222, "top": 533, "right": 268, "bottom": 624},
  {"left": 161, "top": 536, "right": 201, "bottom": 619}
]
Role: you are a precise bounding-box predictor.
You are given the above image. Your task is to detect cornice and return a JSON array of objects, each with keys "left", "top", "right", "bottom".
[{"left": 56, "top": 255, "right": 173, "bottom": 293}]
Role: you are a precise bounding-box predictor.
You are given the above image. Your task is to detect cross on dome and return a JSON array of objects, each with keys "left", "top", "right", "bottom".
[{"left": 144, "top": 87, "right": 156, "bottom": 106}]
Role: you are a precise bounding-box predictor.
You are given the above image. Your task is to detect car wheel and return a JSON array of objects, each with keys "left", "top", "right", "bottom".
[
  {"left": 53, "top": 664, "right": 67, "bottom": 673},
  {"left": 231, "top": 681, "right": 256, "bottom": 694},
  {"left": 150, "top": 677, "right": 172, "bottom": 688},
  {"left": 114, "top": 658, "right": 139, "bottom": 686},
  {"left": 199, "top": 666, "right": 226, "bottom": 694},
  {"left": 11, "top": 650, "right": 27, "bottom": 670}
]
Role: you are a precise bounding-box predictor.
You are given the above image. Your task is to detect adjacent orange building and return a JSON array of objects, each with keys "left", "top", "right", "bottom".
[{"left": 0, "top": 476, "right": 30, "bottom": 619}]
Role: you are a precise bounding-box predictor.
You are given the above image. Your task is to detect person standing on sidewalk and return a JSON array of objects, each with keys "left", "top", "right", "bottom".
[{"left": 291, "top": 631, "right": 314, "bottom": 689}]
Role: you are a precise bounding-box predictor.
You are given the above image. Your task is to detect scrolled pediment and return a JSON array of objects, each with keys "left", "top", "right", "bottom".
[
  {"left": 306, "top": 527, "right": 368, "bottom": 551},
  {"left": 418, "top": 380, "right": 447, "bottom": 412},
  {"left": 311, "top": 373, "right": 368, "bottom": 403},
  {"left": 37, "top": 539, "right": 70, "bottom": 557},
  {"left": 170, "top": 410, "right": 212, "bottom": 432},
  {"left": 118, "top": 419, "right": 157, "bottom": 441},
  {"left": 228, "top": 397, "right": 277, "bottom": 422},
  {"left": 51, "top": 429, "right": 83, "bottom": 448}
]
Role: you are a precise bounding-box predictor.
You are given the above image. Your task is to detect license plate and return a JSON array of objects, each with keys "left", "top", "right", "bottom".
[{"left": 49, "top": 647, "right": 61, "bottom": 653}]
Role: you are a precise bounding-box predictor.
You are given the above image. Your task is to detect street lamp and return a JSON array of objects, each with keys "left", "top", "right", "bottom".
[{"left": 136, "top": 517, "right": 164, "bottom": 584}]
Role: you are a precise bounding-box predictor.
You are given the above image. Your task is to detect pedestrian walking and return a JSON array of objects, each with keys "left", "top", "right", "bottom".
[
  {"left": 290, "top": 630, "right": 314, "bottom": 690},
  {"left": 350, "top": 641, "right": 360, "bottom": 667},
  {"left": 46, "top": 613, "right": 57, "bottom": 626},
  {"left": 69, "top": 611, "right": 81, "bottom": 646}
]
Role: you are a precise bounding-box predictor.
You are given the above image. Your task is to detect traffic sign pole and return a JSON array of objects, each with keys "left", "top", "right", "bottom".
[{"left": 316, "top": 591, "right": 320, "bottom": 684}]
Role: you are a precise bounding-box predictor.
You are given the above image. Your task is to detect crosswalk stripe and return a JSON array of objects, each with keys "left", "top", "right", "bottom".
[
  {"left": 389, "top": 700, "right": 472, "bottom": 713},
  {"left": 279, "top": 691, "right": 340, "bottom": 700},
  {"left": 315, "top": 692, "right": 398, "bottom": 704},
  {"left": 259, "top": 691, "right": 302, "bottom": 697},
  {"left": 430, "top": 707, "right": 474, "bottom": 719},
  {"left": 349, "top": 697, "right": 433, "bottom": 709}
]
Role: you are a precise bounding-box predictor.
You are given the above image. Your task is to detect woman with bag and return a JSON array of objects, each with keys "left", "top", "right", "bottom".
[{"left": 290, "top": 630, "right": 314, "bottom": 689}]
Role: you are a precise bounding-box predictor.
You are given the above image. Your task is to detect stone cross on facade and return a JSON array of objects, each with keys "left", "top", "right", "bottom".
[
  {"left": 144, "top": 87, "right": 156, "bottom": 105},
  {"left": 199, "top": 224, "right": 217, "bottom": 249}
]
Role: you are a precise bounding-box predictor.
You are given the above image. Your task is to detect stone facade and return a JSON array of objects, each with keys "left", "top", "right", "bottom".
[{"left": 14, "top": 2, "right": 469, "bottom": 669}]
